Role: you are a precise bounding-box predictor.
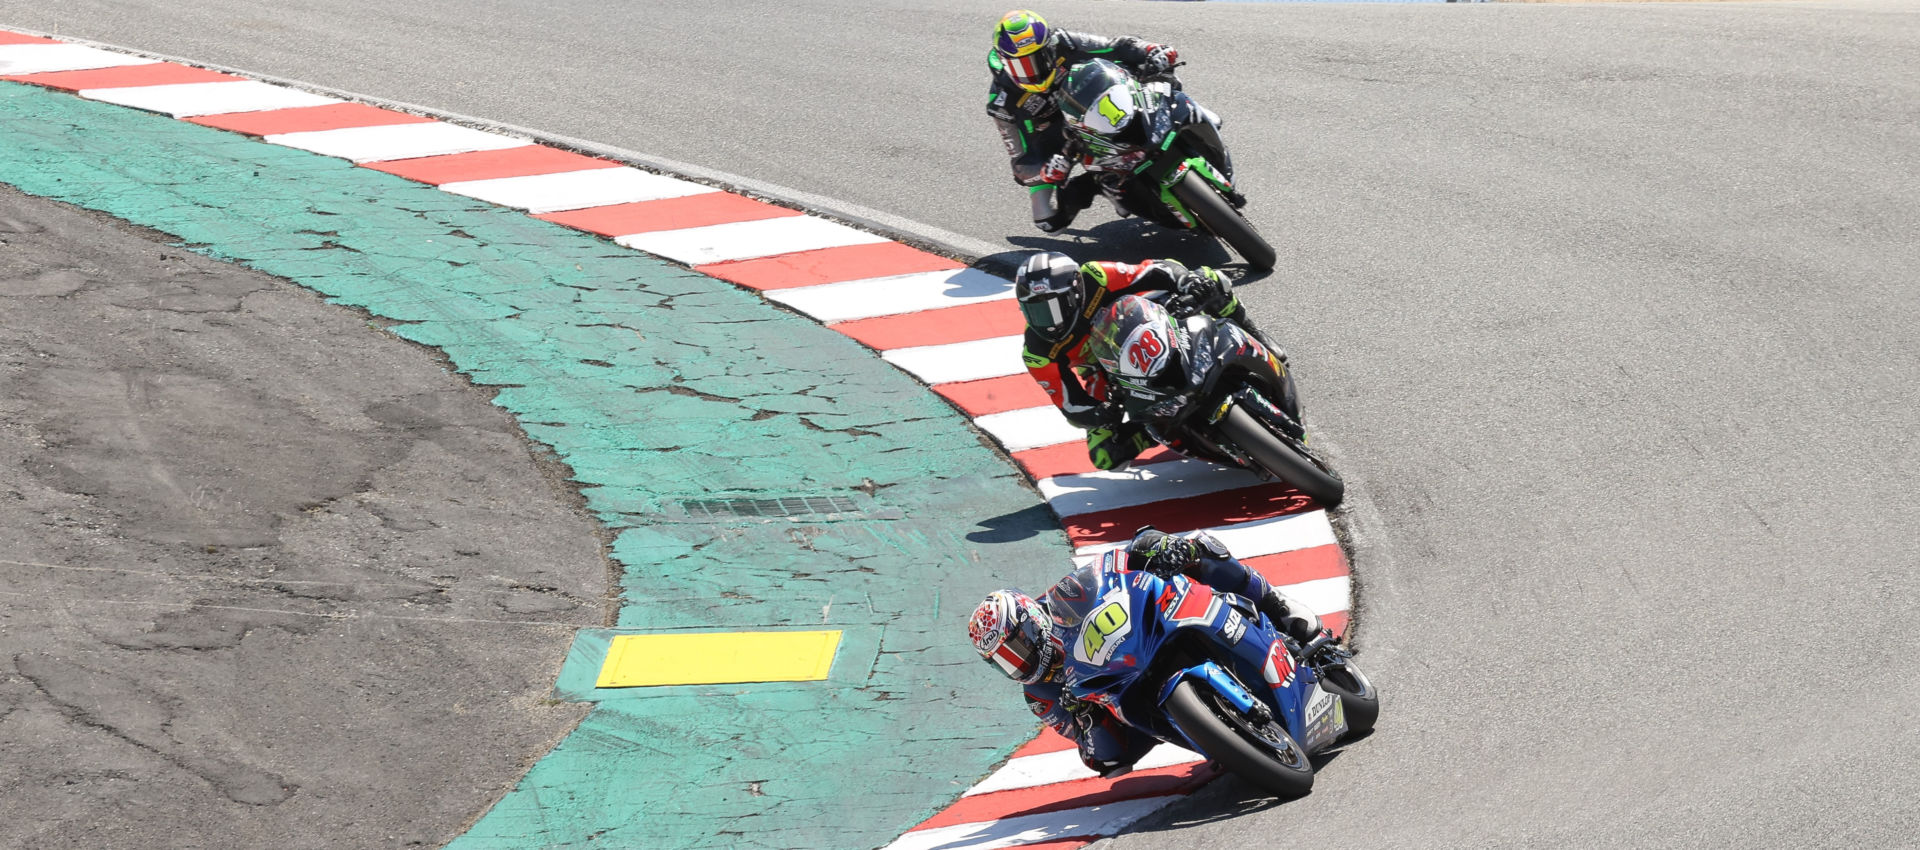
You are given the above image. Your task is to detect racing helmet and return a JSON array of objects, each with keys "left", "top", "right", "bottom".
[
  {"left": 1058, "top": 60, "right": 1142, "bottom": 139},
  {"left": 969, "top": 589, "right": 1063, "bottom": 684},
  {"left": 993, "top": 10, "right": 1062, "bottom": 93},
  {"left": 1015, "top": 251, "right": 1084, "bottom": 340}
]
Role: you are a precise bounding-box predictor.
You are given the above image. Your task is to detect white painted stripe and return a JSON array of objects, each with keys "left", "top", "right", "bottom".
[
  {"left": 0, "top": 44, "right": 157, "bottom": 75},
  {"left": 884, "top": 796, "right": 1181, "bottom": 850},
  {"left": 1278, "top": 574, "right": 1352, "bottom": 616},
  {"left": 973, "top": 405, "right": 1082, "bottom": 453},
  {"left": 1073, "top": 510, "right": 1337, "bottom": 563},
  {"left": 962, "top": 744, "right": 1203, "bottom": 798},
  {"left": 767, "top": 269, "right": 1013, "bottom": 323},
  {"left": 615, "top": 215, "right": 888, "bottom": 265},
  {"left": 265, "top": 122, "right": 529, "bottom": 162},
  {"left": 80, "top": 80, "right": 337, "bottom": 117},
  {"left": 1038, "top": 458, "right": 1267, "bottom": 518},
  {"left": 883, "top": 335, "right": 1025, "bottom": 384},
  {"left": 438, "top": 167, "right": 716, "bottom": 214}
]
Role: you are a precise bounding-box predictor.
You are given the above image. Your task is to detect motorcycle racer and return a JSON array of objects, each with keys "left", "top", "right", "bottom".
[
  {"left": 1016, "top": 251, "right": 1276, "bottom": 470},
  {"left": 987, "top": 10, "right": 1179, "bottom": 232},
  {"left": 968, "top": 527, "right": 1327, "bottom": 778}
]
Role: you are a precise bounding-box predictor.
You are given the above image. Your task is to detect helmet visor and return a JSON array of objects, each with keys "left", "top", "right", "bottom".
[
  {"left": 988, "top": 620, "right": 1044, "bottom": 679},
  {"left": 1005, "top": 50, "right": 1057, "bottom": 92},
  {"left": 1020, "top": 294, "right": 1071, "bottom": 336}
]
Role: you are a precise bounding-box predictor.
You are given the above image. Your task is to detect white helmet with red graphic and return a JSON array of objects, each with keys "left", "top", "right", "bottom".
[{"left": 968, "top": 589, "right": 1063, "bottom": 685}]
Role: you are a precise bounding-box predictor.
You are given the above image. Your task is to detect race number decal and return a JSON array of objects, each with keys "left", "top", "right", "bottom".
[
  {"left": 1076, "top": 596, "right": 1134, "bottom": 667},
  {"left": 1123, "top": 325, "right": 1170, "bottom": 378}
]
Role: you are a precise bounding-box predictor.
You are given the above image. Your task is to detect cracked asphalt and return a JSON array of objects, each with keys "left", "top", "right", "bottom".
[{"left": 0, "top": 186, "right": 610, "bottom": 848}]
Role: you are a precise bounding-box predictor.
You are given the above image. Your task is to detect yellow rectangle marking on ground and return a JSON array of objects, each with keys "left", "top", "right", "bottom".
[{"left": 595, "top": 630, "right": 843, "bottom": 688}]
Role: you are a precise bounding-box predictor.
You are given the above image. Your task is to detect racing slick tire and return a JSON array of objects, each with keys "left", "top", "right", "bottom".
[
  {"left": 1165, "top": 679, "right": 1314, "bottom": 799},
  {"left": 1172, "top": 170, "right": 1276, "bottom": 272},
  {"left": 1218, "top": 404, "right": 1345, "bottom": 508}
]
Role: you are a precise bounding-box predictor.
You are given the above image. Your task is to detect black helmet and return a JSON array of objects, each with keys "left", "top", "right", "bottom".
[{"left": 1014, "top": 251, "right": 1084, "bottom": 340}]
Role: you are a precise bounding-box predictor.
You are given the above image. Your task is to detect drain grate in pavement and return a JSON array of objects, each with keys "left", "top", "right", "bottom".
[{"left": 680, "top": 496, "right": 862, "bottom": 520}]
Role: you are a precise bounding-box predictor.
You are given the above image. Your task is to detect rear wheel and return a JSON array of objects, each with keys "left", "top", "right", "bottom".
[
  {"left": 1163, "top": 680, "right": 1314, "bottom": 799},
  {"left": 1216, "top": 405, "right": 1345, "bottom": 508},
  {"left": 1314, "top": 661, "right": 1380, "bottom": 737},
  {"left": 1171, "top": 170, "right": 1276, "bottom": 271}
]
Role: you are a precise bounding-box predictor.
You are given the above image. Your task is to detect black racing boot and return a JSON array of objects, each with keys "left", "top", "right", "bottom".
[
  {"left": 1257, "top": 588, "right": 1323, "bottom": 645},
  {"left": 1034, "top": 173, "right": 1100, "bottom": 232}
]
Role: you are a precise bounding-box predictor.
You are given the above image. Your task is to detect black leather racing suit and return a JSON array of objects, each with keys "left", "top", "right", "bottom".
[{"left": 986, "top": 31, "right": 1163, "bottom": 227}]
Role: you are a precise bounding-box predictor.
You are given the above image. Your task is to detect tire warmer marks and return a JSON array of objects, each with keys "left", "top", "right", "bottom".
[{"left": 0, "top": 31, "right": 1350, "bottom": 849}]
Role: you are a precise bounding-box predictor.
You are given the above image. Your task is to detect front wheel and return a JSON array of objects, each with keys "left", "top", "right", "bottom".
[
  {"left": 1216, "top": 405, "right": 1345, "bottom": 508},
  {"left": 1314, "top": 660, "right": 1380, "bottom": 737},
  {"left": 1163, "top": 680, "right": 1314, "bottom": 799},
  {"left": 1170, "top": 170, "right": 1276, "bottom": 271}
]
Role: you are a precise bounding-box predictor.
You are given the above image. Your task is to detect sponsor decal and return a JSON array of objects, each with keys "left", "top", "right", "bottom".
[
  {"left": 1300, "top": 683, "right": 1348, "bottom": 751},
  {"left": 1221, "top": 610, "right": 1247, "bottom": 644},
  {"left": 1305, "top": 684, "right": 1336, "bottom": 725},
  {"left": 1261, "top": 640, "right": 1296, "bottom": 689}
]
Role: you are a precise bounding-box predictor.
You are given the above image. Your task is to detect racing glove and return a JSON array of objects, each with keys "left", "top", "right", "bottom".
[
  {"left": 1062, "top": 696, "right": 1137, "bottom": 778},
  {"left": 1128, "top": 527, "right": 1201, "bottom": 576},
  {"left": 1142, "top": 44, "right": 1179, "bottom": 76},
  {"left": 1175, "top": 267, "right": 1234, "bottom": 313},
  {"left": 1038, "top": 154, "right": 1071, "bottom": 185}
]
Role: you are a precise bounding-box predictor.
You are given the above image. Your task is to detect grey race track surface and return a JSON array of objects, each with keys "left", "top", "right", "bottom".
[
  {"left": 0, "top": 189, "right": 609, "bottom": 848},
  {"left": 3, "top": 0, "right": 1918, "bottom": 847}
]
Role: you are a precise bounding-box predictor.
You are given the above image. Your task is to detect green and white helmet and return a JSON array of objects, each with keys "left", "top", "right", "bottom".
[{"left": 1057, "top": 59, "right": 1141, "bottom": 137}]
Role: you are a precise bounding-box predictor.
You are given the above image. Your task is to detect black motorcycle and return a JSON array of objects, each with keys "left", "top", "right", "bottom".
[
  {"left": 1055, "top": 59, "right": 1276, "bottom": 271},
  {"left": 1085, "top": 294, "right": 1342, "bottom": 507}
]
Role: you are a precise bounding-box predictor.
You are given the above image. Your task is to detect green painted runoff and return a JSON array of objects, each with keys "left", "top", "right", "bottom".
[{"left": 0, "top": 82, "right": 1069, "bottom": 849}]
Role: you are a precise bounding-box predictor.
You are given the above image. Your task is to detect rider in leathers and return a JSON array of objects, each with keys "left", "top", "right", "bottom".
[
  {"left": 968, "top": 528, "right": 1327, "bottom": 778},
  {"left": 1015, "top": 251, "right": 1280, "bottom": 471},
  {"left": 987, "top": 10, "right": 1177, "bottom": 232}
]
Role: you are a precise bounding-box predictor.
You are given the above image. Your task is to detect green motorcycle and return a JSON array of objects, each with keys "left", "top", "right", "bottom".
[{"left": 1055, "top": 59, "right": 1276, "bottom": 271}]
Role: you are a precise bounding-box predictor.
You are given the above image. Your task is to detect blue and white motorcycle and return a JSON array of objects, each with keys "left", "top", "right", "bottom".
[{"left": 1047, "top": 552, "right": 1379, "bottom": 798}]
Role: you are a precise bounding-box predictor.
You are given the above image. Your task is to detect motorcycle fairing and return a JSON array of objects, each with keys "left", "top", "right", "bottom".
[
  {"left": 1297, "top": 682, "right": 1349, "bottom": 752},
  {"left": 1057, "top": 554, "right": 1343, "bottom": 760}
]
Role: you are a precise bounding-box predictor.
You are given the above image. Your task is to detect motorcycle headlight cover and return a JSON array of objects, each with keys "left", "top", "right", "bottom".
[
  {"left": 1082, "top": 84, "right": 1138, "bottom": 136},
  {"left": 1060, "top": 60, "right": 1135, "bottom": 131},
  {"left": 1090, "top": 295, "right": 1180, "bottom": 391}
]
